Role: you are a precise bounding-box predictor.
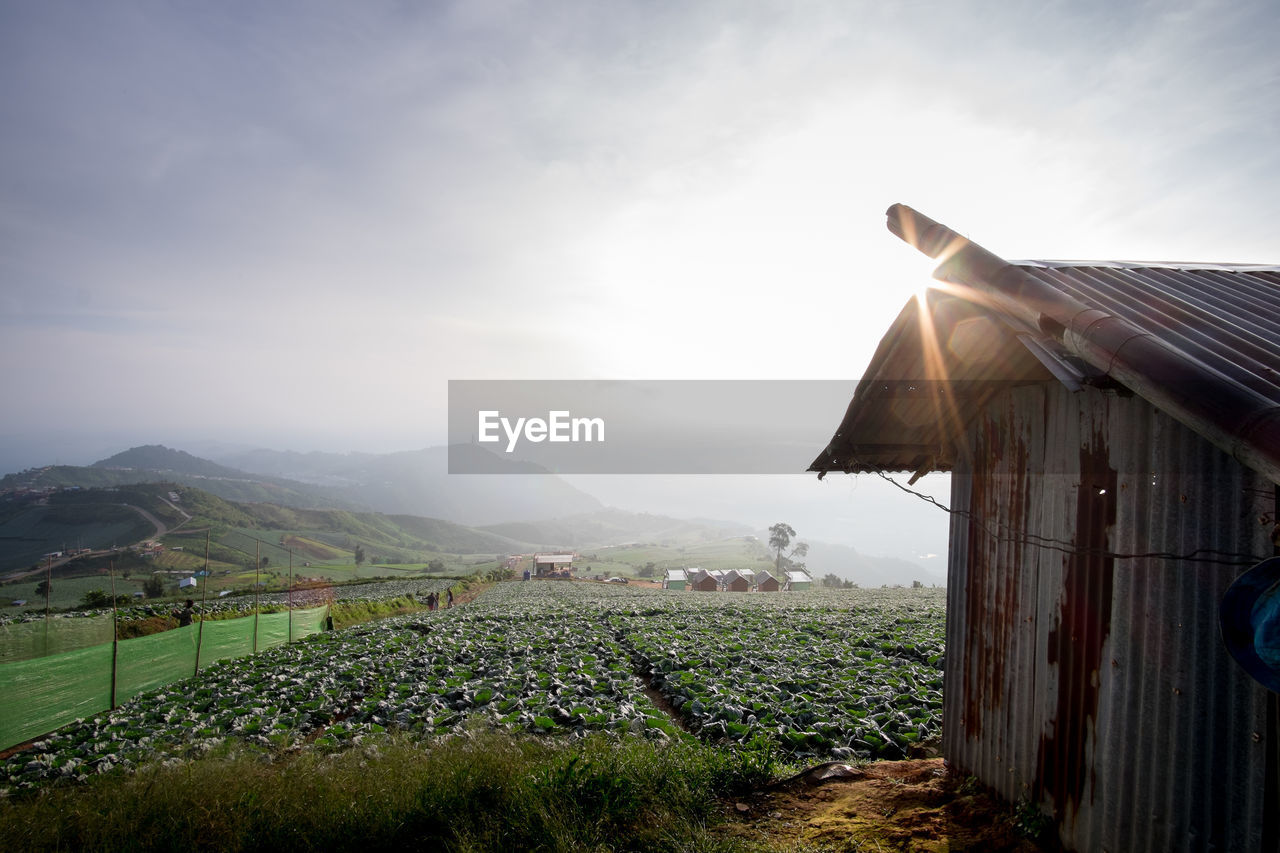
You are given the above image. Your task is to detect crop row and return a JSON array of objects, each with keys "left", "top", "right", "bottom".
[
  {"left": 1, "top": 577, "right": 459, "bottom": 627},
  {"left": 1, "top": 582, "right": 945, "bottom": 792}
]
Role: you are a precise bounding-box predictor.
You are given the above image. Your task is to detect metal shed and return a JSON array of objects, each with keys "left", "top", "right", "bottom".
[
  {"left": 811, "top": 204, "right": 1280, "bottom": 853},
  {"left": 664, "top": 568, "right": 687, "bottom": 590}
]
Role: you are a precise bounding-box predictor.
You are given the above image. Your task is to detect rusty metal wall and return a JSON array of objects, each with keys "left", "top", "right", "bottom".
[{"left": 945, "top": 382, "right": 1275, "bottom": 852}]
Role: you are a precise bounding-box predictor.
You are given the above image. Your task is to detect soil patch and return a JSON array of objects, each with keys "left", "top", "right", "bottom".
[{"left": 719, "top": 758, "right": 1052, "bottom": 852}]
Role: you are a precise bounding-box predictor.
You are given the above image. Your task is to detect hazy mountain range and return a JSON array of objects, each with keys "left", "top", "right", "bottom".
[{"left": 2, "top": 443, "right": 944, "bottom": 585}]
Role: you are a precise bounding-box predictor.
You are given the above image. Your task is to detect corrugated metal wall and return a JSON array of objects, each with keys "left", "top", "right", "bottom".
[{"left": 945, "top": 382, "right": 1276, "bottom": 852}]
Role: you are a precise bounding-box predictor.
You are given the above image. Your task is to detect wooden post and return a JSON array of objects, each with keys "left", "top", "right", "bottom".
[
  {"left": 288, "top": 547, "right": 294, "bottom": 644},
  {"left": 194, "top": 531, "right": 210, "bottom": 677},
  {"left": 43, "top": 554, "right": 51, "bottom": 656},
  {"left": 109, "top": 561, "right": 118, "bottom": 709},
  {"left": 253, "top": 541, "right": 260, "bottom": 654}
]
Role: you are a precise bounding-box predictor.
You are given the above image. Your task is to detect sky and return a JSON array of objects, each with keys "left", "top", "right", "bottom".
[{"left": 2, "top": 1, "right": 1277, "bottom": 564}]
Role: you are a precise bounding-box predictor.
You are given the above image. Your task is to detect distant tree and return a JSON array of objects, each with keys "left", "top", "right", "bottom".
[
  {"left": 637, "top": 562, "right": 656, "bottom": 578},
  {"left": 78, "top": 589, "right": 128, "bottom": 609},
  {"left": 260, "top": 556, "right": 269, "bottom": 569},
  {"left": 911, "top": 579, "right": 923, "bottom": 589},
  {"left": 35, "top": 579, "right": 50, "bottom": 598},
  {"left": 769, "top": 523, "right": 796, "bottom": 573},
  {"left": 821, "top": 573, "right": 843, "bottom": 588},
  {"left": 428, "top": 558, "right": 445, "bottom": 572},
  {"left": 354, "top": 545, "right": 366, "bottom": 569},
  {"left": 142, "top": 575, "right": 166, "bottom": 598}
]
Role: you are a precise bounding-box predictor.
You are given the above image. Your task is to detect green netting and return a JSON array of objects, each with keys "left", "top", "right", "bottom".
[
  {"left": 0, "top": 616, "right": 116, "bottom": 663},
  {"left": 0, "top": 606, "right": 328, "bottom": 750}
]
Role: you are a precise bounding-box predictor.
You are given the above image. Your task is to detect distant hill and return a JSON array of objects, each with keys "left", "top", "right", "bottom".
[
  {"left": 213, "top": 445, "right": 603, "bottom": 525},
  {"left": 0, "top": 482, "right": 537, "bottom": 577},
  {"left": 479, "top": 508, "right": 751, "bottom": 550},
  {"left": 92, "top": 445, "right": 248, "bottom": 479},
  {"left": 796, "top": 539, "right": 946, "bottom": 588},
  {"left": 1, "top": 461, "right": 365, "bottom": 512}
]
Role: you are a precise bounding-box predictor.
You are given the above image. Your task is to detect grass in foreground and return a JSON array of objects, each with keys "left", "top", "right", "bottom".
[{"left": 0, "top": 730, "right": 778, "bottom": 852}]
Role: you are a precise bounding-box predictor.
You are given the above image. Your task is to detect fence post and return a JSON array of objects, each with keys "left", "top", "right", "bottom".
[
  {"left": 109, "top": 561, "right": 118, "bottom": 709},
  {"left": 194, "top": 531, "right": 210, "bottom": 677},
  {"left": 253, "top": 542, "right": 260, "bottom": 654}
]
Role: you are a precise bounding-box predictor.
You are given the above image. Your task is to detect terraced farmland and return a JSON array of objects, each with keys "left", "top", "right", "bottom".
[{"left": 1, "top": 581, "right": 945, "bottom": 792}]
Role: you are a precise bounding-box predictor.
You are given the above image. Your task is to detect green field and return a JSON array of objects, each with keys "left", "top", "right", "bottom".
[
  {"left": 1, "top": 574, "right": 150, "bottom": 614},
  {"left": 576, "top": 537, "right": 772, "bottom": 577},
  {"left": 2, "top": 582, "right": 945, "bottom": 792},
  {"left": 0, "top": 504, "right": 154, "bottom": 573}
]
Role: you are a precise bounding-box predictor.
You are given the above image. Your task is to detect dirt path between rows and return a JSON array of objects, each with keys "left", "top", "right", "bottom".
[{"left": 718, "top": 758, "right": 1053, "bottom": 852}]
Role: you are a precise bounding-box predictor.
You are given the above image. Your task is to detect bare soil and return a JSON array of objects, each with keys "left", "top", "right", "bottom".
[{"left": 717, "top": 758, "right": 1052, "bottom": 852}]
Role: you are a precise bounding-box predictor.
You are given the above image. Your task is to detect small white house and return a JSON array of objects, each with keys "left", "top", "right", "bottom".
[
  {"left": 178, "top": 577, "right": 198, "bottom": 589},
  {"left": 784, "top": 570, "right": 813, "bottom": 591},
  {"left": 534, "top": 553, "right": 575, "bottom": 577}
]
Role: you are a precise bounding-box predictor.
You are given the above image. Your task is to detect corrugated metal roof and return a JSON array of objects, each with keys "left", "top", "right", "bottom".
[
  {"left": 535, "top": 554, "right": 574, "bottom": 563},
  {"left": 665, "top": 569, "right": 687, "bottom": 581},
  {"left": 810, "top": 205, "right": 1280, "bottom": 482}
]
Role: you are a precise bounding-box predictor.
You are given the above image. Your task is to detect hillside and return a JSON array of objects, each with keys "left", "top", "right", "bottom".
[
  {"left": 0, "top": 481, "right": 536, "bottom": 581},
  {"left": 0, "top": 460, "right": 364, "bottom": 512},
  {"left": 213, "top": 444, "right": 604, "bottom": 525},
  {"left": 797, "top": 539, "right": 946, "bottom": 588},
  {"left": 92, "top": 445, "right": 248, "bottom": 479},
  {"left": 478, "top": 508, "right": 751, "bottom": 550}
]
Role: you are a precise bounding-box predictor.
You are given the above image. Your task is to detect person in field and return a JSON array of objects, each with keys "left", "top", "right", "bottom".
[{"left": 172, "top": 599, "right": 196, "bottom": 627}]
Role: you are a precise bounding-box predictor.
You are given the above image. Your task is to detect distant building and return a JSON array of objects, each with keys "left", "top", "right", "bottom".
[
  {"left": 687, "top": 570, "right": 718, "bottom": 592},
  {"left": 663, "top": 569, "right": 687, "bottom": 590},
  {"left": 783, "top": 570, "right": 813, "bottom": 591},
  {"left": 754, "top": 571, "right": 780, "bottom": 592},
  {"left": 178, "top": 577, "right": 197, "bottom": 589},
  {"left": 533, "top": 553, "right": 574, "bottom": 578},
  {"left": 722, "top": 569, "right": 751, "bottom": 592}
]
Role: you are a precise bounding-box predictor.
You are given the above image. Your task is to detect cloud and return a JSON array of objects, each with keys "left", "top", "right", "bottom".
[{"left": 1, "top": 0, "right": 1276, "bottom": 455}]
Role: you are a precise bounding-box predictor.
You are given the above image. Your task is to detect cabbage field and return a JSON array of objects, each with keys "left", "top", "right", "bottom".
[{"left": 1, "top": 581, "right": 944, "bottom": 792}]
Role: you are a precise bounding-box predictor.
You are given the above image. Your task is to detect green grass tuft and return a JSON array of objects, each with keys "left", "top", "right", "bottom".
[{"left": 0, "top": 730, "right": 777, "bottom": 852}]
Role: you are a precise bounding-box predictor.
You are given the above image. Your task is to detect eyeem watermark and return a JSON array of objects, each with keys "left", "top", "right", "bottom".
[{"left": 477, "top": 410, "right": 605, "bottom": 453}]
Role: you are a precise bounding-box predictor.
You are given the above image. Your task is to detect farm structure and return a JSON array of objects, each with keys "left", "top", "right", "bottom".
[
  {"left": 178, "top": 577, "right": 197, "bottom": 589},
  {"left": 687, "top": 570, "right": 718, "bottom": 592},
  {"left": 755, "top": 571, "right": 781, "bottom": 592},
  {"left": 811, "top": 204, "right": 1280, "bottom": 853},
  {"left": 662, "top": 569, "right": 686, "bottom": 590},
  {"left": 533, "top": 553, "right": 574, "bottom": 578},
  {"left": 783, "top": 570, "right": 813, "bottom": 591},
  {"left": 722, "top": 569, "right": 751, "bottom": 592}
]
